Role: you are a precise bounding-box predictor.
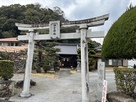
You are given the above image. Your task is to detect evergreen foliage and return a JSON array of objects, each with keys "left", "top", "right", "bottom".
[
  {"left": 0, "top": 4, "right": 66, "bottom": 38},
  {"left": 114, "top": 68, "right": 136, "bottom": 97},
  {"left": 102, "top": 6, "right": 136, "bottom": 59},
  {"left": 88, "top": 40, "right": 97, "bottom": 71},
  {"left": 78, "top": 39, "right": 97, "bottom": 71},
  {"left": 0, "top": 60, "right": 14, "bottom": 80},
  {"left": 92, "top": 40, "right": 101, "bottom": 47},
  {"left": 34, "top": 40, "right": 60, "bottom": 72},
  {"left": 42, "top": 65, "right": 51, "bottom": 73}
]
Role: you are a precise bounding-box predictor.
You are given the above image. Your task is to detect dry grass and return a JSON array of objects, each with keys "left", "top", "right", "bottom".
[
  {"left": 32, "top": 72, "right": 56, "bottom": 79},
  {"left": 70, "top": 70, "right": 79, "bottom": 74}
]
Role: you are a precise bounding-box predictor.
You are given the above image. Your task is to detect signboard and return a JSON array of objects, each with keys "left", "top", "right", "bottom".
[
  {"left": 49, "top": 21, "right": 60, "bottom": 39},
  {"left": 97, "top": 62, "right": 105, "bottom": 101},
  {"left": 109, "top": 59, "right": 112, "bottom": 65},
  {"left": 102, "top": 80, "right": 107, "bottom": 102}
]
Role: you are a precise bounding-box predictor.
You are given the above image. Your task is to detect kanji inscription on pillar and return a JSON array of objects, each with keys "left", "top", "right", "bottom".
[{"left": 97, "top": 62, "right": 105, "bottom": 101}]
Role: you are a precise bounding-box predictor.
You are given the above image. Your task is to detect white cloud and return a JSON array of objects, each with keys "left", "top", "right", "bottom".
[
  {"left": 0, "top": 0, "right": 136, "bottom": 44},
  {"left": 132, "top": 0, "right": 136, "bottom": 6}
]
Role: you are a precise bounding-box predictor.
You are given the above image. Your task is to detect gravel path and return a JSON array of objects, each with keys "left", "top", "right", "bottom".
[{"left": 9, "top": 69, "right": 116, "bottom": 102}]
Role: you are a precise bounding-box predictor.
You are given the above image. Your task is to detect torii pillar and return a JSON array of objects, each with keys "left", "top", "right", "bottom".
[
  {"left": 20, "top": 30, "right": 35, "bottom": 97},
  {"left": 80, "top": 24, "right": 89, "bottom": 102}
]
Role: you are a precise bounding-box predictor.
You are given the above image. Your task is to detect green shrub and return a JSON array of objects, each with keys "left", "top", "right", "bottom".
[
  {"left": 102, "top": 6, "right": 136, "bottom": 59},
  {"left": 89, "top": 66, "right": 95, "bottom": 71},
  {"left": 43, "top": 65, "right": 51, "bottom": 73},
  {"left": 0, "top": 60, "right": 14, "bottom": 80},
  {"left": 53, "top": 61, "right": 60, "bottom": 68},
  {"left": 53, "top": 61, "right": 60, "bottom": 71},
  {"left": 89, "top": 59, "right": 96, "bottom": 71},
  {"left": 114, "top": 68, "right": 136, "bottom": 96}
]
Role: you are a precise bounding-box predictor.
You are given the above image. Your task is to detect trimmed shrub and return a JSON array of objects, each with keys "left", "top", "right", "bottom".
[
  {"left": 43, "top": 65, "right": 51, "bottom": 73},
  {"left": 53, "top": 61, "right": 60, "bottom": 71},
  {"left": 0, "top": 60, "right": 14, "bottom": 80},
  {"left": 89, "top": 58, "right": 96, "bottom": 71},
  {"left": 102, "top": 6, "right": 136, "bottom": 59},
  {"left": 114, "top": 68, "right": 136, "bottom": 97},
  {"left": 53, "top": 61, "right": 60, "bottom": 68}
]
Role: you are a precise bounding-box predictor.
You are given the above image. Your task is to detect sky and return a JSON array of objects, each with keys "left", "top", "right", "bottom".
[{"left": 0, "top": 0, "right": 136, "bottom": 44}]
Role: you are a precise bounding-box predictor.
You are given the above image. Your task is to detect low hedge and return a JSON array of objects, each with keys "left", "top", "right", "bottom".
[
  {"left": 53, "top": 61, "right": 60, "bottom": 68},
  {"left": 0, "top": 60, "right": 14, "bottom": 80},
  {"left": 114, "top": 68, "right": 136, "bottom": 97},
  {"left": 43, "top": 65, "right": 51, "bottom": 73}
]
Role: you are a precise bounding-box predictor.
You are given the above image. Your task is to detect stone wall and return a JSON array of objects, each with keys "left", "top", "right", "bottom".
[
  {"left": 0, "top": 81, "right": 15, "bottom": 100},
  {"left": 107, "top": 91, "right": 135, "bottom": 102},
  {"left": 14, "top": 60, "right": 26, "bottom": 73}
]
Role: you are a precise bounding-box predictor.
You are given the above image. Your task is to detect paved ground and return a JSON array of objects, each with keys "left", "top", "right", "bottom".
[{"left": 9, "top": 68, "right": 116, "bottom": 102}]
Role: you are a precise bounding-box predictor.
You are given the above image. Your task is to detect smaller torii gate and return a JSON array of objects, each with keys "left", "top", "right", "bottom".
[{"left": 15, "top": 14, "right": 109, "bottom": 102}]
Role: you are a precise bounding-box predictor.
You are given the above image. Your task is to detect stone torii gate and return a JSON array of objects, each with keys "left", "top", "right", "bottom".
[{"left": 15, "top": 14, "right": 109, "bottom": 102}]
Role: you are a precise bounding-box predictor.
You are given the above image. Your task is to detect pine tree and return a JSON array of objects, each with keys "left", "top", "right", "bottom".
[
  {"left": 78, "top": 39, "right": 97, "bottom": 71},
  {"left": 34, "top": 41, "right": 60, "bottom": 73},
  {"left": 88, "top": 40, "right": 97, "bottom": 71}
]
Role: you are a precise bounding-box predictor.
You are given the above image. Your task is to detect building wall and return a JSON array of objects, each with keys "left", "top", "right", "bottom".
[
  {"left": 0, "top": 42, "right": 22, "bottom": 46},
  {"left": 123, "top": 59, "right": 128, "bottom": 67},
  {"left": 0, "top": 41, "right": 27, "bottom": 52},
  {"left": 103, "top": 59, "right": 128, "bottom": 67}
]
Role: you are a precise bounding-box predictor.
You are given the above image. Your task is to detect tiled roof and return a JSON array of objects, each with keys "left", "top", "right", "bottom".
[
  {"left": 95, "top": 45, "right": 102, "bottom": 51},
  {"left": 55, "top": 45, "right": 77, "bottom": 55},
  {"left": 0, "top": 37, "right": 18, "bottom": 42}
]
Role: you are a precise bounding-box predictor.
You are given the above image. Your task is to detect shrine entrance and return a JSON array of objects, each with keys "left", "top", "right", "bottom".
[
  {"left": 15, "top": 14, "right": 109, "bottom": 102},
  {"left": 59, "top": 55, "right": 77, "bottom": 68},
  {"left": 55, "top": 43, "right": 78, "bottom": 68}
]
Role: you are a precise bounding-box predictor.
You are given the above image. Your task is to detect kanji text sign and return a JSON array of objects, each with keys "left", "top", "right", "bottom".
[
  {"left": 49, "top": 21, "right": 60, "bottom": 39},
  {"left": 97, "top": 62, "right": 105, "bottom": 101}
]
